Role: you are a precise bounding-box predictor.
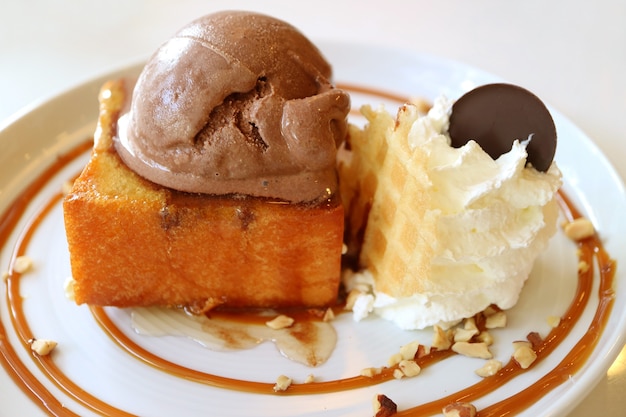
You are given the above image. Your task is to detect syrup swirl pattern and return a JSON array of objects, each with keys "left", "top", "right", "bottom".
[{"left": 0, "top": 87, "right": 616, "bottom": 416}]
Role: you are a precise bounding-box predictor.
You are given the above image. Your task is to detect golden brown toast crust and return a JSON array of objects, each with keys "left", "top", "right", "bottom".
[{"left": 63, "top": 80, "right": 344, "bottom": 310}]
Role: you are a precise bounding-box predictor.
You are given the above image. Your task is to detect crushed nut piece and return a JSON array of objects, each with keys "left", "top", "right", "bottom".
[
  {"left": 578, "top": 260, "right": 590, "bottom": 273},
  {"left": 265, "top": 315, "right": 294, "bottom": 330},
  {"left": 475, "top": 331, "right": 494, "bottom": 346},
  {"left": 454, "top": 327, "right": 478, "bottom": 343},
  {"left": 485, "top": 311, "right": 507, "bottom": 329},
  {"left": 398, "top": 359, "right": 421, "bottom": 378},
  {"left": 29, "top": 339, "right": 57, "bottom": 356},
  {"left": 399, "top": 340, "right": 420, "bottom": 360},
  {"left": 526, "top": 331, "right": 543, "bottom": 348},
  {"left": 416, "top": 344, "right": 431, "bottom": 358},
  {"left": 344, "top": 289, "right": 362, "bottom": 311},
  {"left": 13, "top": 256, "right": 33, "bottom": 274},
  {"left": 512, "top": 340, "right": 532, "bottom": 350},
  {"left": 304, "top": 374, "right": 315, "bottom": 384},
  {"left": 373, "top": 394, "right": 397, "bottom": 417},
  {"left": 513, "top": 344, "right": 537, "bottom": 369},
  {"left": 475, "top": 359, "right": 503, "bottom": 377},
  {"left": 186, "top": 297, "right": 223, "bottom": 314},
  {"left": 62, "top": 180, "right": 74, "bottom": 195},
  {"left": 452, "top": 342, "right": 492, "bottom": 359},
  {"left": 547, "top": 315, "right": 561, "bottom": 328},
  {"left": 392, "top": 369, "right": 404, "bottom": 379},
  {"left": 463, "top": 317, "right": 478, "bottom": 331},
  {"left": 432, "top": 325, "right": 453, "bottom": 350},
  {"left": 563, "top": 217, "right": 595, "bottom": 241},
  {"left": 387, "top": 352, "right": 403, "bottom": 367},
  {"left": 482, "top": 305, "right": 499, "bottom": 317},
  {"left": 273, "top": 375, "right": 292, "bottom": 392},
  {"left": 360, "top": 367, "right": 383, "bottom": 378},
  {"left": 442, "top": 402, "right": 477, "bottom": 417},
  {"left": 64, "top": 277, "right": 76, "bottom": 301},
  {"left": 322, "top": 308, "right": 335, "bottom": 322}
]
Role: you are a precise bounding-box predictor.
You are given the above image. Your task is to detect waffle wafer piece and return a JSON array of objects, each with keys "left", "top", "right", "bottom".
[{"left": 340, "top": 104, "right": 434, "bottom": 296}]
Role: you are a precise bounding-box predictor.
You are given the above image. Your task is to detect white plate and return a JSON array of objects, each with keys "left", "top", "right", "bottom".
[{"left": 1, "top": 42, "right": 625, "bottom": 417}]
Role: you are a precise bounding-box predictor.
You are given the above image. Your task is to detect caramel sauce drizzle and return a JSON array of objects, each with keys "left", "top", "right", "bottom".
[
  {"left": 0, "top": 85, "right": 617, "bottom": 416},
  {"left": 1, "top": 140, "right": 134, "bottom": 416}
]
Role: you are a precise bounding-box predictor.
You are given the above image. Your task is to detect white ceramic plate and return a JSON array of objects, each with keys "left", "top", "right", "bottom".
[{"left": 1, "top": 42, "right": 625, "bottom": 417}]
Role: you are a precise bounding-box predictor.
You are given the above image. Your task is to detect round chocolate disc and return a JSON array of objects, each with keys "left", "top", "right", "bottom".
[{"left": 448, "top": 83, "right": 557, "bottom": 172}]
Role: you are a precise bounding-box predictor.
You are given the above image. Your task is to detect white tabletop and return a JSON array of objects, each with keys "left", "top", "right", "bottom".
[{"left": 1, "top": 1, "right": 625, "bottom": 415}]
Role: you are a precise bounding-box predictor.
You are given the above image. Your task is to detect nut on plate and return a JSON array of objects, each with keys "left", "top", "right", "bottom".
[
  {"left": 452, "top": 341, "right": 493, "bottom": 359},
  {"left": 398, "top": 359, "right": 421, "bottom": 378},
  {"left": 13, "top": 255, "right": 33, "bottom": 274},
  {"left": 484, "top": 311, "right": 507, "bottom": 329},
  {"left": 432, "top": 325, "right": 453, "bottom": 350},
  {"left": 29, "top": 339, "right": 58, "bottom": 356},
  {"left": 475, "top": 359, "right": 503, "bottom": 377},
  {"left": 373, "top": 393, "right": 397, "bottom": 416},
  {"left": 442, "top": 402, "right": 477, "bottom": 417},
  {"left": 563, "top": 217, "right": 595, "bottom": 241},
  {"left": 273, "top": 375, "right": 292, "bottom": 392},
  {"left": 265, "top": 315, "right": 294, "bottom": 330},
  {"left": 361, "top": 367, "right": 383, "bottom": 378},
  {"left": 513, "top": 343, "right": 538, "bottom": 369}
]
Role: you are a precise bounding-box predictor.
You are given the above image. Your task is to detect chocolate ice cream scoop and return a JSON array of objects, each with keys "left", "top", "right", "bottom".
[{"left": 115, "top": 11, "right": 350, "bottom": 203}]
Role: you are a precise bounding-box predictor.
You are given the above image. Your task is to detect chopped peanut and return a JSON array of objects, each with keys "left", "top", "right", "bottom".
[
  {"left": 463, "top": 317, "right": 478, "bottom": 331},
  {"left": 484, "top": 311, "right": 507, "bottom": 329},
  {"left": 273, "top": 375, "right": 292, "bottom": 392},
  {"left": 322, "top": 308, "right": 335, "bottom": 322},
  {"left": 344, "top": 289, "right": 362, "bottom": 311},
  {"left": 563, "top": 217, "right": 595, "bottom": 241},
  {"left": 475, "top": 359, "right": 503, "bottom": 377},
  {"left": 265, "top": 315, "right": 294, "bottom": 330},
  {"left": 513, "top": 344, "right": 537, "bottom": 369},
  {"left": 432, "top": 325, "right": 453, "bottom": 350},
  {"left": 13, "top": 256, "right": 33, "bottom": 274},
  {"left": 398, "top": 359, "right": 421, "bottom": 378},
  {"left": 373, "top": 394, "right": 397, "bottom": 417},
  {"left": 442, "top": 402, "right": 477, "bottom": 417},
  {"left": 29, "top": 339, "right": 57, "bottom": 356},
  {"left": 482, "top": 305, "right": 499, "bottom": 317},
  {"left": 62, "top": 180, "right": 74, "bottom": 195},
  {"left": 526, "top": 332, "right": 543, "bottom": 348},
  {"left": 387, "top": 352, "right": 403, "bottom": 367},
  {"left": 547, "top": 315, "right": 561, "bottom": 328},
  {"left": 454, "top": 328, "right": 478, "bottom": 343},
  {"left": 476, "top": 331, "right": 494, "bottom": 346},
  {"left": 578, "top": 260, "right": 590, "bottom": 273},
  {"left": 360, "top": 367, "right": 383, "bottom": 378},
  {"left": 416, "top": 344, "right": 431, "bottom": 358},
  {"left": 399, "top": 341, "right": 420, "bottom": 360},
  {"left": 512, "top": 340, "right": 532, "bottom": 351},
  {"left": 452, "top": 342, "right": 493, "bottom": 359},
  {"left": 64, "top": 277, "right": 76, "bottom": 301}
]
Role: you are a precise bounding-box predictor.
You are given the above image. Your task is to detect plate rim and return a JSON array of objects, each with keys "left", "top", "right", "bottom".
[{"left": 0, "top": 41, "right": 625, "bottom": 417}]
